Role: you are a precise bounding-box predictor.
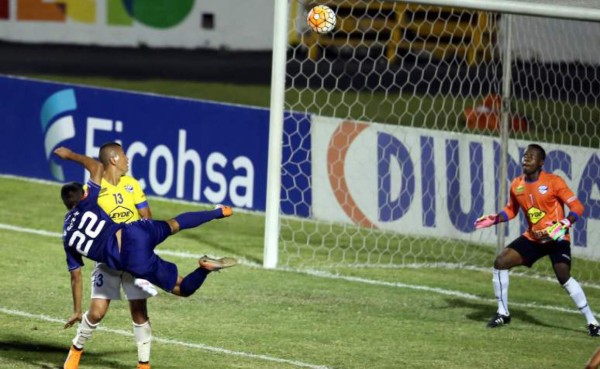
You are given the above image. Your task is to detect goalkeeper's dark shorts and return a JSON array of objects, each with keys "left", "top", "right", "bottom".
[{"left": 507, "top": 235, "right": 571, "bottom": 268}]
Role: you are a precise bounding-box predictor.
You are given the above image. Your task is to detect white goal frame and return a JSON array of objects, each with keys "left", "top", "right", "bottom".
[{"left": 264, "top": 0, "right": 600, "bottom": 269}]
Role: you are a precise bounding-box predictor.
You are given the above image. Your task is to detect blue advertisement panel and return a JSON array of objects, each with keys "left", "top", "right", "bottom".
[{"left": 0, "top": 76, "right": 311, "bottom": 215}]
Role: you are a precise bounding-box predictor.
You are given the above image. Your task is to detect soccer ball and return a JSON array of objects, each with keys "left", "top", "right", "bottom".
[{"left": 307, "top": 5, "right": 336, "bottom": 34}]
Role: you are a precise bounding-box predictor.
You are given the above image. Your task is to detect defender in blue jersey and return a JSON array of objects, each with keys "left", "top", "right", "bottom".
[{"left": 56, "top": 146, "right": 237, "bottom": 297}]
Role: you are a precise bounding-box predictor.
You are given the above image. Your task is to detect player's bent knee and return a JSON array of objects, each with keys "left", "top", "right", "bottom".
[
  {"left": 86, "top": 311, "right": 105, "bottom": 324},
  {"left": 171, "top": 288, "right": 191, "bottom": 298},
  {"left": 166, "top": 219, "right": 180, "bottom": 234},
  {"left": 493, "top": 257, "right": 508, "bottom": 270}
]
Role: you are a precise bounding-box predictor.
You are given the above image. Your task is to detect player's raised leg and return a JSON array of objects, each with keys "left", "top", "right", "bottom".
[
  {"left": 170, "top": 256, "right": 238, "bottom": 297},
  {"left": 166, "top": 205, "right": 232, "bottom": 234}
]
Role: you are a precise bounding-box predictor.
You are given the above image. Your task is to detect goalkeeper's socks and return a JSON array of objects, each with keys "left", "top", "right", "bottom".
[
  {"left": 492, "top": 268, "right": 510, "bottom": 316},
  {"left": 563, "top": 277, "right": 599, "bottom": 325},
  {"left": 179, "top": 268, "right": 210, "bottom": 297},
  {"left": 174, "top": 209, "right": 223, "bottom": 231}
]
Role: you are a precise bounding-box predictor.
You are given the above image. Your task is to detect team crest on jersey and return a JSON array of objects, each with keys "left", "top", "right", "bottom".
[
  {"left": 538, "top": 185, "right": 548, "bottom": 194},
  {"left": 109, "top": 205, "right": 134, "bottom": 222},
  {"left": 516, "top": 185, "right": 525, "bottom": 194},
  {"left": 527, "top": 207, "right": 546, "bottom": 224},
  {"left": 125, "top": 185, "right": 134, "bottom": 193}
]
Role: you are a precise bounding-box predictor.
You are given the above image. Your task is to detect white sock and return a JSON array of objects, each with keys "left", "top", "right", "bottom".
[
  {"left": 563, "top": 277, "right": 598, "bottom": 325},
  {"left": 492, "top": 268, "right": 510, "bottom": 316},
  {"left": 72, "top": 312, "right": 99, "bottom": 349},
  {"left": 133, "top": 320, "right": 152, "bottom": 363}
]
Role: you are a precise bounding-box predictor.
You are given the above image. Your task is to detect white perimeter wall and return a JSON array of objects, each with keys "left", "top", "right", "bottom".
[
  {"left": 1, "top": 0, "right": 600, "bottom": 61},
  {"left": 0, "top": 0, "right": 274, "bottom": 50},
  {"left": 311, "top": 115, "right": 600, "bottom": 260}
]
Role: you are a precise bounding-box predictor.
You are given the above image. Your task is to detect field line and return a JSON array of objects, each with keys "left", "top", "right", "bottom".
[
  {"left": 0, "top": 306, "right": 329, "bottom": 369},
  {"left": 0, "top": 222, "right": 592, "bottom": 318}
]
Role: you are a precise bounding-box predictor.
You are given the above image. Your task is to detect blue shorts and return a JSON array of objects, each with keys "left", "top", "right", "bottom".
[{"left": 120, "top": 219, "right": 179, "bottom": 292}]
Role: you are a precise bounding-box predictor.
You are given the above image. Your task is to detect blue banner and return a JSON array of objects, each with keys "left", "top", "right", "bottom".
[{"left": 0, "top": 76, "right": 311, "bottom": 215}]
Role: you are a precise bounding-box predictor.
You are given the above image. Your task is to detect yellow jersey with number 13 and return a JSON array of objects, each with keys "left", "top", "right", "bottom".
[{"left": 95, "top": 175, "right": 149, "bottom": 224}]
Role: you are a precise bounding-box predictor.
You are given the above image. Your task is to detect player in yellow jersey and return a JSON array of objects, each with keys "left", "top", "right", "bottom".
[{"left": 64, "top": 142, "right": 155, "bottom": 369}]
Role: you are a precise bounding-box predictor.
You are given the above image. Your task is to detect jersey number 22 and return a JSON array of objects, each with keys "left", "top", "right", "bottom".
[{"left": 68, "top": 212, "right": 106, "bottom": 256}]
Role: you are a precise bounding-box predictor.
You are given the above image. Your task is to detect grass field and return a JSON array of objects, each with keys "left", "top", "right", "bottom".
[
  {"left": 2, "top": 175, "right": 600, "bottom": 369},
  {"left": 1, "top": 73, "right": 599, "bottom": 368}
]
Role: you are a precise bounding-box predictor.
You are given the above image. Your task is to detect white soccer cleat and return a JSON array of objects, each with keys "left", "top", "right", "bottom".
[{"left": 134, "top": 279, "right": 158, "bottom": 297}]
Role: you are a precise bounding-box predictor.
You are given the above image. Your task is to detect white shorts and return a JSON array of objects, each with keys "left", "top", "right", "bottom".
[{"left": 90, "top": 263, "right": 155, "bottom": 300}]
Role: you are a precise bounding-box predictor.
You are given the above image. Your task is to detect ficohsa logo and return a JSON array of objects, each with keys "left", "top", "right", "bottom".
[{"left": 40, "top": 89, "right": 77, "bottom": 181}]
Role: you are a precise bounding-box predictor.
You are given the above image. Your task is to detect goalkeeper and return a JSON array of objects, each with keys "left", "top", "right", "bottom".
[{"left": 474, "top": 143, "right": 599, "bottom": 336}]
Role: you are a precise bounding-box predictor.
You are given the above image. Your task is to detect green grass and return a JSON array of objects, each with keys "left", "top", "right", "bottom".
[
  {"left": 19, "top": 74, "right": 274, "bottom": 107},
  {"left": 2, "top": 176, "right": 600, "bottom": 369},
  {"left": 1, "top": 73, "right": 598, "bottom": 367}
]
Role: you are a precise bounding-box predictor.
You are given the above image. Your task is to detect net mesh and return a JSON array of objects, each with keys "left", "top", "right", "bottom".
[{"left": 280, "top": 0, "right": 600, "bottom": 282}]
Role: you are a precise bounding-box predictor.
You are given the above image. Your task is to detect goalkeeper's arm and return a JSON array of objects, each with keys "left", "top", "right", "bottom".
[
  {"left": 474, "top": 188, "right": 519, "bottom": 230},
  {"left": 474, "top": 212, "right": 509, "bottom": 229},
  {"left": 545, "top": 198, "right": 584, "bottom": 241}
]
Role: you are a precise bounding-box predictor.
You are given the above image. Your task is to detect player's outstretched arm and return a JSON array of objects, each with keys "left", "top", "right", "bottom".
[
  {"left": 474, "top": 214, "right": 499, "bottom": 229},
  {"left": 65, "top": 267, "right": 83, "bottom": 329},
  {"left": 54, "top": 147, "right": 103, "bottom": 184}
]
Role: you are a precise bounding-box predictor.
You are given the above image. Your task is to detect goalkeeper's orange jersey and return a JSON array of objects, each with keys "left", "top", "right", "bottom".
[{"left": 500, "top": 171, "right": 584, "bottom": 243}]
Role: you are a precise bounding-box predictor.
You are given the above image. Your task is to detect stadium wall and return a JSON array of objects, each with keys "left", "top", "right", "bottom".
[
  {"left": 0, "top": 76, "right": 598, "bottom": 258},
  {"left": 1, "top": 1, "right": 599, "bottom": 62},
  {"left": 309, "top": 116, "right": 600, "bottom": 256},
  {"left": 0, "top": 0, "right": 273, "bottom": 50},
  {"left": 0, "top": 75, "right": 310, "bottom": 215}
]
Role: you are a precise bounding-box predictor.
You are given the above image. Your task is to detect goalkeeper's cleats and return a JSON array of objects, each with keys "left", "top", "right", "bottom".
[
  {"left": 589, "top": 324, "right": 600, "bottom": 337},
  {"left": 199, "top": 255, "right": 238, "bottom": 271},
  {"left": 137, "top": 362, "right": 151, "bottom": 369},
  {"left": 487, "top": 313, "right": 511, "bottom": 328},
  {"left": 64, "top": 345, "right": 82, "bottom": 369},
  {"left": 215, "top": 204, "right": 233, "bottom": 218},
  {"left": 545, "top": 218, "right": 571, "bottom": 241},
  {"left": 474, "top": 214, "right": 498, "bottom": 229}
]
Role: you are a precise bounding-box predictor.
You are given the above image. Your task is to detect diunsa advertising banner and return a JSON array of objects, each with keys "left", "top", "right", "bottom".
[{"left": 310, "top": 115, "right": 600, "bottom": 257}]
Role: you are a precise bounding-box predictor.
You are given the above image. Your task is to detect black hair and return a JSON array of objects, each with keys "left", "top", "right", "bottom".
[
  {"left": 61, "top": 182, "right": 84, "bottom": 210},
  {"left": 528, "top": 144, "right": 546, "bottom": 161},
  {"left": 99, "top": 142, "right": 122, "bottom": 166}
]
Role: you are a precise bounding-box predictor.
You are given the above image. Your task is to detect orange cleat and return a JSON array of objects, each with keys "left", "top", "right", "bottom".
[
  {"left": 137, "top": 362, "right": 151, "bottom": 369},
  {"left": 64, "top": 345, "right": 82, "bottom": 369},
  {"left": 199, "top": 255, "right": 238, "bottom": 271},
  {"left": 215, "top": 204, "right": 233, "bottom": 217}
]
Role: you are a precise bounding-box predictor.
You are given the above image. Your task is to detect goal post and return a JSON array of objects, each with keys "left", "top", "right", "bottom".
[
  {"left": 391, "top": 0, "right": 600, "bottom": 21},
  {"left": 264, "top": 0, "right": 289, "bottom": 269},
  {"left": 265, "top": 0, "right": 600, "bottom": 281}
]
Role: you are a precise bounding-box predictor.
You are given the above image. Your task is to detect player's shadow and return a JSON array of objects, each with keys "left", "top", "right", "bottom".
[
  {"left": 444, "top": 298, "right": 583, "bottom": 334},
  {"left": 0, "top": 338, "right": 131, "bottom": 369}
]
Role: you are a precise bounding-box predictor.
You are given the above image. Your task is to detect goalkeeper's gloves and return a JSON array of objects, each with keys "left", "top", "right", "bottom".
[
  {"left": 474, "top": 214, "right": 498, "bottom": 229},
  {"left": 545, "top": 218, "right": 571, "bottom": 241}
]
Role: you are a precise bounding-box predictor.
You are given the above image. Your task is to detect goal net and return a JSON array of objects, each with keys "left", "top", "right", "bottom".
[{"left": 273, "top": 0, "right": 600, "bottom": 282}]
